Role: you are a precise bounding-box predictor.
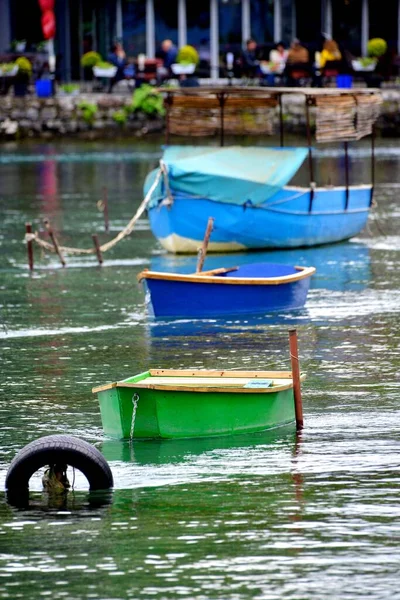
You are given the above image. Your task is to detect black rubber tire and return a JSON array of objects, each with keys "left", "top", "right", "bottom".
[{"left": 5, "top": 435, "right": 114, "bottom": 491}]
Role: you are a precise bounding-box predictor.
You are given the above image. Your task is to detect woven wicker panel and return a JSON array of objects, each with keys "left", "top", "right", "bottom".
[
  {"left": 355, "top": 94, "right": 383, "bottom": 140},
  {"left": 168, "top": 95, "right": 278, "bottom": 137},
  {"left": 315, "top": 94, "right": 382, "bottom": 142}
]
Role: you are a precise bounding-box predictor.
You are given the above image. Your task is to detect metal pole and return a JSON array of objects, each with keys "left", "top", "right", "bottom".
[
  {"left": 25, "top": 223, "right": 34, "bottom": 271},
  {"left": 92, "top": 234, "right": 103, "bottom": 265},
  {"left": 370, "top": 125, "right": 375, "bottom": 206},
  {"left": 305, "top": 97, "right": 315, "bottom": 211},
  {"left": 146, "top": 0, "right": 155, "bottom": 58},
  {"left": 218, "top": 93, "right": 226, "bottom": 147},
  {"left": 196, "top": 217, "right": 214, "bottom": 273},
  {"left": 44, "top": 219, "right": 66, "bottom": 267},
  {"left": 116, "top": 0, "right": 123, "bottom": 41},
  {"left": 178, "top": 0, "right": 187, "bottom": 48},
  {"left": 344, "top": 141, "right": 350, "bottom": 210},
  {"left": 361, "top": 0, "right": 369, "bottom": 57},
  {"left": 242, "top": 0, "right": 251, "bottom": 47},
  {"left": 278, "top": 94, "right": 284, "bottom": 147},
  {"left": 210, "top": 0, "right": 219, "bottom": 80},
  {"left": 274, "top": 0, "right": 282, "bottom": 43},
  {"left": 165, "top": 92, "right": 172, "bottom": 145},
  {"left": 288, "top": 328, "right": 304, "bottom": 431}
]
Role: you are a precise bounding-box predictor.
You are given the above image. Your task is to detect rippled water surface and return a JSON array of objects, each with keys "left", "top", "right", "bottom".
[{"left": 0, "top": 138, "right": 399, "bottom": 599}]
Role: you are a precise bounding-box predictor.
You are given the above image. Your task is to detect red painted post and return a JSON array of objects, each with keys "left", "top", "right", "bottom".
[
  {"left": 289, "top": 328, "right": 304, "bottom": 430},
  {"left": 25, "top": 222, "right": 34, "bottom": 271},
  {"left": 92, "top": 234, "right": 103, "bottom": 265},
  {"left": 103, "top": 186, "right": 109, "bottom": 233}
]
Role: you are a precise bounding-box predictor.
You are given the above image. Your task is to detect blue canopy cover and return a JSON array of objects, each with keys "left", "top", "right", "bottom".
[{"left": 145, "top": 146, "right": 308, "bottom": 208}]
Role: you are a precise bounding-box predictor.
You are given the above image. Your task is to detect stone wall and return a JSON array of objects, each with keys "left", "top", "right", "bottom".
[
  {"left": 0, "top": 90, "right": 399, "bottom": 139},
  {"left": 0, "top": 94, "right": 164, "bottom": 139}
]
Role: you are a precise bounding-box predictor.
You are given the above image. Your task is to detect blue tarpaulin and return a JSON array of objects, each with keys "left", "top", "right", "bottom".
[{"left": 145, "top": 146, "right": 308, "bottom": 208}]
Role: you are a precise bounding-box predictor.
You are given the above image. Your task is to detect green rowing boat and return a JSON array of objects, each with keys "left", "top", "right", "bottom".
[
  {"left": 93, "top": 330, "right": 305, "bottom": 440},
  {"left": 93, "top": 369, "right": 305, "bottom": 440}
]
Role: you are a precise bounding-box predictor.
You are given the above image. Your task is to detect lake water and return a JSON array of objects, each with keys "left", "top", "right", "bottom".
[{"left": 0, "top": 138, "right": 399, "bottom": 599}]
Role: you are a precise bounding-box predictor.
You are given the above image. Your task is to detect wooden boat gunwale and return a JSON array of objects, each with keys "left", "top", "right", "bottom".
[
  {"left": 137, "top": 265, "right": 316, "bottom": 285},
  {"left": 92, "top": 369, "right": 306, "bottom": 395}
]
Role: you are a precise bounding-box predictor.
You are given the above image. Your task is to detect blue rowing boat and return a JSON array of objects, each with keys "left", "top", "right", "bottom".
[{"left": 137, "top": 262, "right": 315, "bottom": 318}]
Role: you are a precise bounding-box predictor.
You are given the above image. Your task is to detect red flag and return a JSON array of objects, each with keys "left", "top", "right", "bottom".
[
  {"left": 38, "top": 0, "right": 54, "bottom": 11},
  {"left": 41, "top": 10, "right": 56, "bottom": 40}
]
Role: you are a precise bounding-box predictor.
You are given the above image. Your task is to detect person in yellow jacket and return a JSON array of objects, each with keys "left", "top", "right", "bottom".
[{"left": 316, "top": 39, "right": 342, "bottom": 69}]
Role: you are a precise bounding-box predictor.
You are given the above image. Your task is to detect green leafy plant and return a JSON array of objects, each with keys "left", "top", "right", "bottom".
[
  {"left": 11, "top": 39, "right": 26, "bottom": 51},
  {"left": 15, "top": 57, "right": 32, "bottom": 76},
  {"left": 80, "top": 51, "right": 102, "bottom": 68},
  {"left": 112, "top": 109, "right": 128, "bottom": 125},
  {"left": 131, "top": 84, "right": 165, "bottom": 117},
  {"left": 59, "top": 83, "right": 80, "bottom": 94},
  {"left": 36, "top": 41, "right": 48, "bottom": 52},
  {"left": 367, "top": 38, "right": 387, "bottom": 58},
  {"left": 77, "top": 101, "right": 98, "bottom": 125},
  {"left": 0, "top": 62, "right": 17, "bottom": 74},
  {"left": 359, "top": 56, "right": 377, "bottom": 68},
  {"left": 176, "top": 45, "right": 199, "bottom": 65},
  {"left": 96, "top": 61, "right": 115, "bottom": 70}
]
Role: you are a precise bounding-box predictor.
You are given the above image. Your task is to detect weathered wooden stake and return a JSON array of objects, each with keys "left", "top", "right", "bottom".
[
  {"left": 25, "top": 222, "right": 34, "bottom": 271},
  {"left": 289, "top": 328, "right": 304, "bottom": 431},
  {"left": 44, "top": 219, "right": 66, "bottom": 267},
  {"left": 196, "top": 217, "right": 214, "bottom": 273},
  {"left": 103, "top": 186, "right": 109, "bottom": 233},
  {"left": 92, "top": 234, "right": 103, "bottom": 265}
]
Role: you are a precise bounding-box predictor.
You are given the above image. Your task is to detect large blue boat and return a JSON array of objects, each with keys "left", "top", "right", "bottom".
[{"left": 144, "top": 87, "right": 381, "bottom": 253}]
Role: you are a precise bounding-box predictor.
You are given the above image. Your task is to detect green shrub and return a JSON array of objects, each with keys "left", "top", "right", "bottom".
[
  {"left": 80, "top": 51, "right": 102, "bottom": 68},
  {"left": 0, "top": 62, "right": 17, "bottom": 74},
  {"left": 359, "top": 56, "right": 377, "bottom": 68},
  {"left": 96, "top": 61, "right": 115, "bottom": 69},
  {"left": 367, "top": 38, "right": 387, "bottom": 58},
  {"left": 77, "top": 101, "right": 98, "bottom": 125},
  {"left": 112, "top": 110, "right": 127, "bottom": 125},
  {"left": 15, "top": 57, "right": 32, "bottom": 76},
  {"left": 131, "top": 84, "right": 165, "bottom": 117},
  {"left": 176, "top": 45, "right": 199, "bottom": 65},
  {"left": 59, "top": 83, "right": 79, "bottom": 94}
]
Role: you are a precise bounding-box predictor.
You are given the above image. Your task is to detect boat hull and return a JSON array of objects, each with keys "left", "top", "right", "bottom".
[
  {"left": 148, "top": 185, "right": 372, "bottom": 253},
  {"left": 96, "top": 373, "right": 296, "bottom": 440},
  {"left": 143, "top": 276, "right": 311, "bottom": 318}
]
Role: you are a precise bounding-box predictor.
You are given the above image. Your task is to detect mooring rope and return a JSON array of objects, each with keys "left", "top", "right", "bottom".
[{"left": 24, "top": 161, "right": 166, "bottom": 257}]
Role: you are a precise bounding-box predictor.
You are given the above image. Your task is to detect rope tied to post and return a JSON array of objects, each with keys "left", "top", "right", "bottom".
[{"left": 23, "top": 160, "right": 168, "bottom": 258}]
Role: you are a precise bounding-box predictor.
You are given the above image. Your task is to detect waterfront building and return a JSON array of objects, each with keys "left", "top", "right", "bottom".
[{"left": 0, "top": 0, "right": 399, "bottom": 81}]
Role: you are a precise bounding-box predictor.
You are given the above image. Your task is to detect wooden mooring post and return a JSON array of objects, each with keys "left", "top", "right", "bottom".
[
  {"left": 44, "top": 219, "right": 66, "bottom": 267},
  {"left": 288, "top": 328, "right": 304, "bottom": 431},
  {"left": 25, "top": 222, "right": 34, "bottom": 271},
  {"left": 92, "top": 234, "right": 103, "bottom": 265},
  {"left": 103, "top": 186, "right": 109, "bottom": 233},
  {"left": 196, "top": 217, "right": 214, "bottom": 273}
]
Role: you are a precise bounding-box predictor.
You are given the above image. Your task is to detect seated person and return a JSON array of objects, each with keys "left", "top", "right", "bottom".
[
  {"left": 316, "top": 39, "right": 342, "bottom": 74},
  {"left": 287, "top": 38, "right": 309, "bottom": 66},
  {"left": 285, "top": 38, "right": 310, "bottom": 84},
  {"left": 269, "top": 42, "right": 288, "bottom": 71},
  {"left": 161, "top": 39, "right": 178, "bottom": 73},
  {"left": 107, "top": 42, "right": 127, "bottom": 92},
  {"left": 242, "top": 38, "right": 260, "bottom": 77}
]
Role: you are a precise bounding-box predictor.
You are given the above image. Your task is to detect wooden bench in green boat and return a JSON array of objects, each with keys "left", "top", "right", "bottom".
[{"left": 93, "top": 369, "right": 306, "bottom": 440}]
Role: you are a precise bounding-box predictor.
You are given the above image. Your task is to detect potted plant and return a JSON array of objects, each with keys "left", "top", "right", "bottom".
[
  {"left": 171, "top": 45, "right": 199, "bottom": 75},
  {"left": 80, "top": 51, "right": 102, "bottom": 80},
  {"left": 0, "top": 62, "right": 18, "bottom": 77},
  {"left": 352, "top": 38, "right": 387, "bottom": 72},
  {"left": 93, "top": 60, "right": 117, "bottom": 78},
  {"left": 13, "top": 57, "right": 32, "bottom": 97}
]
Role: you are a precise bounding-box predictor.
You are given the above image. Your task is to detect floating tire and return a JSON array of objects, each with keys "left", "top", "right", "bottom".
[{"left": 5, "top": 435, "right": 114, "bottom": 491}]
